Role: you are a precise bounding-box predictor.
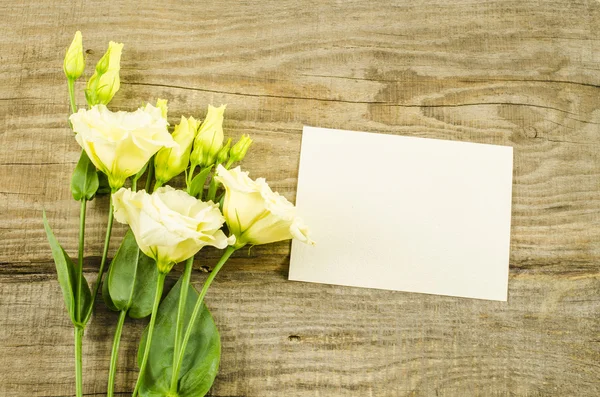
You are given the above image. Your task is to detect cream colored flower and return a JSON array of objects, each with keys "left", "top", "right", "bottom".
[
  {"left": 69, "top": 104, "right": 175, "bottom": 190},
  {"left": 86, "top": 41, "right": 123, "bottom": 105},
  {"left": 190, "top": 104, "right": 225, "bottom": 167},
  {"left": 63, "top": 31, "right": 84, "bottom": 80},
  {"left": 154, "top": 116, "right": 198, "bottom": 185},
  {"left": 112, "top": 186, "right": 233, "bottom": 273},
  {"left": 215, "top": 165, "right": 313, "bottom": 248}
]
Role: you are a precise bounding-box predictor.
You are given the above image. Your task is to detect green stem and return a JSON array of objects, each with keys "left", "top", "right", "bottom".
[
  {"left": 107, "top": 310, "right": 127, "bottom": 397},
  {"left": 171, "top": 247, "right": 236, "bottom": 387},
  {"left": 186, "top": 163, "right": 197, "bottom": 192},
  {"left": 169, "top": 257, "right": 194, "bottom": 392},
  {"left": 74, "top": 326, "right": 83, "bottom": 397},
  {"left": 132, "top": 271, "right": 167, "bottom": 397},
  {"left": 207, "top": 178, "right": 218, "bottom": 202},
  {"left": 154, "top": 180, "right": 163, "bottom": 191},
  {"left": 83, "top": 195, "right": 115, "bottom": 325},
  {"left": 145, "top": 157, "right": 155, "bottom": 192},
  {"left": 68, "top": 78, "right": 77, "bottom": 114},
  {"left": 76, "top": 199, "right": 86, "bottom": 322}
]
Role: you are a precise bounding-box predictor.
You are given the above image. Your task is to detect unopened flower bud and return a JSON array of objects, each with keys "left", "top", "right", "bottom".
[
  {"left": 216, "top": 138, "right": 231, "bottom": 165},
  {"left": 190, "top": 104, "right": 226, "bottom": 167},
  {"left": 63, "top": 31, "right": 85, "bottom": 80},
  {"left": 86, "top": 41, "right": 123, "bottom": 106},
  {"left": 95, "top": 49, "right": 110, "bottom": 74},
  {"left": 156, "top": 98, "right": 168, "bottom": 121},
  {"left": 154, "top": 116, "right": 198, "bottom": 185},
  {"left": 228, "top": 134, "right": 252, "bottom": 165}
]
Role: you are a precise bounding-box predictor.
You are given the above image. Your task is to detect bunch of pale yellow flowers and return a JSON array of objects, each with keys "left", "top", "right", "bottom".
[{"left": 44, "top": 31, "right": 313, "bottom": 397}]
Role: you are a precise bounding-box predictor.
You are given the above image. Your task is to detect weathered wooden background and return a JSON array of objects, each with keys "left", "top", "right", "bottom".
[{"left": 1, "top": 0, "right": 599, "bottom": 396}]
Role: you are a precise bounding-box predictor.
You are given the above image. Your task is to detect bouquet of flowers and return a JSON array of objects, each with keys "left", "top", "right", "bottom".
[{"left": 45, "top": 31, "right": 313, "bottom": 397}]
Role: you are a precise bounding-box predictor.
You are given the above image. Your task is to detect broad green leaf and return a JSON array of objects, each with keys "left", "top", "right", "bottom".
[
  {"left": 42, "top": 211, "right": 91, "bottom": 327},
  {"left": 71, "top": 150, "right": 99, "bottom": 201},
  {"left": 96, "top": 170, "right": 111, "bottom": 196},
  {"left": 107, "top": 231, "right": 140, "bottom": 311},
  {"left": 128, "top": 252, "right": 158, "bottom": 319},
  {"left": 102, "top": 272, "right": 119, "bottom": 312},
  {"left": 138, "top": 278, "right": 220, "bottom": 397},
  {"left": 189, "top": 167, "right": 212, "bottom": 198},
  {"left": 105, "top": 230, "right": 158, "bottom": 318}
]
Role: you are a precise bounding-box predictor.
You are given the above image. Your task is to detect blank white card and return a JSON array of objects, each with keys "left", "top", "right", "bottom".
[{"left": 289, "top": 126, "right": 513, "bottom": 301}]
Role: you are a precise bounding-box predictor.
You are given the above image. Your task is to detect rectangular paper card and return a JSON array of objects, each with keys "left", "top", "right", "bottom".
[{"left": 289, "top": 126, "right": 513, "bottom": 301}]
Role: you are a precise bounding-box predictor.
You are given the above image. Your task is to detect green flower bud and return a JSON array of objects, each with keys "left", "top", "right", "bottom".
[
  {"left": 156, "top": 98, "right": 168, "bottom": 120},
  {"left": 216, "top": 138, "right": 231, "bottom": 165},
  {"left": 229, "top": 134, "right": 252, "bottom": 165},
  {"left": 190, "top": 104, "right": 226, "bottom": 167},
  {"left": 155, "top": 116, "right": 198, "bottom": 184},
  {"left": 94, "top": 48, "right": 110, "bottom": 74},
  {"left": 63, "top": 31, "right": 85, "bottom": 80},
  {"left": 86, "top": 41, "right": 123, "bottom": 106}
]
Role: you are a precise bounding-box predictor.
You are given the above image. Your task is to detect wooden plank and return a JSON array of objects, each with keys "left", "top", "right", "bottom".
[
  {"left": 2, "top": 99, "right": 599, "bottom": 272},
  {"left": 0, "top": 0, "right": 598, "bottom": 396},
  {"left": 0, "top": 270, "right": 598, "bottom": 397}
]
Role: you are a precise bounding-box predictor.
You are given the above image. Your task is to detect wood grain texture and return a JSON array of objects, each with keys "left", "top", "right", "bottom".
[{"left": 0, "top": 0, "right": 599, "bottom": 396}]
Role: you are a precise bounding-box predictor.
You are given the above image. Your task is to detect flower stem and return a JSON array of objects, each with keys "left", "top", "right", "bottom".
[
  {"left": 76, "top": 199, "right": 86, "bottom": 322},
  {"left": 206, "top": 178, "right": 218, "bottom": 202},
  {"left": 145, "top": 157, "right": 155, "bottom": 192},
  {"left": 132, "top": 271, "right": 167, "bottom": 397},
  {"left": 169, "top": 256, "right": 194, "bottom": 392},
  {"left": 107, "top": 310, "right": 127, "bottom": 397},
  {"left": 83, "top": 195, "right": 115, "bottom": 325},
  {"left": 74, "top": 326, "right": 83, "bottom": 397},
  {"left": 186, "top": 163, "right": 197, "bottom": 191},
  {"left": 170, "top": 246, "right": 235, "bottom": 391},
  {"left": 67, "top": 78, "right": 77, "bottom": 114}
]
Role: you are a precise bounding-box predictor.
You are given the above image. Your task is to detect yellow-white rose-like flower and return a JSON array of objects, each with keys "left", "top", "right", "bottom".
[
  {"left": 112, "top": 186, "right": 233, "bottom": 273},
  {"left": 154, "top": 116, "right": 198, "bottom": 185},
  {"left": 215, "top": 165, "right": 313, "bottom": 248},
  {"left": 69, "top": 104, "right": 175, "bottom": 190}
]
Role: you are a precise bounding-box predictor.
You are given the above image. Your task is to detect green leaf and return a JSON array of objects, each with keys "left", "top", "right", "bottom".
[
  {"left": 105, "top": 230, "right": 158, "bottom": 318},
  {"left": 42, "top": 211, "right": 91, "bottom": 327},
  {"left": 102, "top": 272, "right": 119, "bottom": 312},
  {"left": 189, "top": 167, "right": 213, "bottom": 198},
  {"left": 96, "top": 171, "right": 111, "bottom": 196},
  {"left": 133, "top": 161, "right": 149, "bottom": 186},
  {"left": 71, "top": 150, "right": 99, "bottom": 201},
  {"left": 138, "top": 278, "right": 221, "bottom": 397},
  {"left": 43, "top": 211, "right": 75, "bottom": 323},
  {"left": 70, "top": 249, "right": 93, "bottom": 324},
  {"left": 128, "top": 252, "right": 158, "bottom": 319},
  {"left": 106, "top": 231, "right": 139, "bottom": 311}
]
